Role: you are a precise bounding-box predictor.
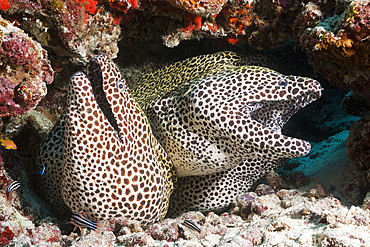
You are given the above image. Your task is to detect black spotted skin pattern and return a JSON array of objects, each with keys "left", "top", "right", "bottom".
[
  {"left": 150, "top": 67, "right": 321, "bottom": 177},
  {"left": 147, "top": 66, "right": 322, "bottom": 216},
  {"left": 167, "top": 158, "right": 289, "bottom": 216},
  {"left": 36, "top": 113, "right": 71, "bottom": 219},
  {"left": 130, "top": 51, "right": 244, "bottom": 114}
]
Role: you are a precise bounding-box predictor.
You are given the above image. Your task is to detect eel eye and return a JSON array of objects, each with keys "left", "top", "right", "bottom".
[
  {"left": 116, "top": 80, "right": 126, "bottom": 91},
  {"left": 278, "top": 78, "right": 288, "bottom": 87}
]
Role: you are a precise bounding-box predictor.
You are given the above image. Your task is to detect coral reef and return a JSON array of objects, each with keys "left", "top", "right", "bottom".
[
  {"left": 0, "top": 0, "right": 120, "bottom": 84},
  {"left": 14, "top": 1, "right": 120, "bottom": 65},
  {"left": 293, "top": 0, "right": 370, "bottom": 101},
  {"left": 1, "top": 0, "right": 369, "bottom": 98},
  {"left": 0, "top": 0, "right": 367, "bottom": 244},
  {"left": 116, "top": 185, "right": 370, "bottom": 246},
  {"left": 0, "top": 15, "right": 53, "bottom": 118},
  {"left": 0, "top": 142, "right": 60, "bottom": 246},
  {"left": 161, "top": 0, "right": 301, "bottom": 48}
]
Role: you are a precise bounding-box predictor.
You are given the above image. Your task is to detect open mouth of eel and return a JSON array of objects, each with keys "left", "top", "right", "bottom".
[{"left": 241, "top": 89, "right": 322, "bottom": 156}]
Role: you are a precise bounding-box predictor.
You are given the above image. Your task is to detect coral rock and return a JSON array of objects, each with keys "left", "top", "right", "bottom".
[
  {"left": 117, "top": 232, "right": 155, "bottom": 246},
  {"left": 240, "top": 228, "right": 262, "bottom": 245},
  {"left": 230, "top": 192, "right": 256, "bottom": 218},
  {"left": 0, "top": 225, "right": 14, "bottom": 246},
  {"left": 347, "top": 115, "right": 370, "bottom": 170},
  {"left": 362, "top": 192, "right": 370, "bottom": 210},
  {"left": 255, "top": 184, "right": 275, "bottom": 196},
  {"left": 146, "top": 222, "right": 179, "bottom": 242},
  {"left": 6, "top": 0, "right": 120, "bottom": 65},
  {"left": 342, "top": 91, "right": 370, "bottom": 117},
  {"left": 0, "top": 0, "right": 9, "bottom": 11},
  {"left": 0, "top": 15, "right": 53, "bottom": 117},
  {"left": 165, "top": 0, "right": 225, "bottom": 17},
  {"left": 293, "top": 0, "right": 370, "bottom": 101},
  {"left": 251, "top": 194, "right": 281, "bottom": 216},
  {"left": 266, "top": 171, "right": 285, "bottom": 190},
  {"left": 308, "top": 183, "right": 327, "bottom": 199},
  {"left": 30, "top": 223, "right": 61, "bottom": 244}
]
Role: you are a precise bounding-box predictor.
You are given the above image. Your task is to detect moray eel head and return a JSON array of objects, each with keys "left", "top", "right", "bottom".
[{"left": 239, "top": 71, "right": 322, "bottom": 154}]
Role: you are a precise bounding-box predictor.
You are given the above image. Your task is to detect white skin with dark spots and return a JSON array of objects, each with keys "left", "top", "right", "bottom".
[
  {"left": 157, "top": 66, "right": 322, "bottom": 216},
  {"left": 151, "top": 66, "right": 322, "bottom": 177}
]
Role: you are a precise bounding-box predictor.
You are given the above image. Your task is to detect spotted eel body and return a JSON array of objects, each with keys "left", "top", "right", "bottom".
[
  {"left": 36, "top": 114, "right": 70, "bottom": 218},
  {"left": 62, "top": 56, "right": 174, "bottom": 224},
  {"left": 151, "top": 66, "right": 322, "bottom": 215},
  {"left": 129, "top": 51, "right": 245, "bottom": 113},
  {"left": 36, "top": 51, "right": 321, "bottom": 220},
  {"left": 168, "top": 158, "right": 289, "bottom": 216}
]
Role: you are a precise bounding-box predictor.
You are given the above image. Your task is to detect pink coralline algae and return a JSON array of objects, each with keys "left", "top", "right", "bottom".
[
  {"left": 0, "top": 77, "right": 26, "bottom": 116},
  {"left": 251, "top": 194, "right": 281, "bottom": 216},
  {"left": 30, "top": 224, "right": 61, "bottom": 244},
  {"left": 146, "top": 221, "right": 179, "bottom": 242},
  {"left": 255, "top": 184, "right": 275, "bottom": 196},
  {"left": 0, "top": 16, "right": 53, "bottom": 117},
  {"left": 0, "top": 226, "right": 14, "bottom": 246},
  {"left": 0, "top": 33, "right": 38, "bottom": 66}
]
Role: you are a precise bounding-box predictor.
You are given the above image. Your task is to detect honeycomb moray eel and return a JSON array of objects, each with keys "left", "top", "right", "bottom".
[
  {"left": 150, "top": 67, "right": 321, "bottom": 177},
  {"left": 36, "top": 52, "right": 322, "bottom": 221},
  {"left": 52, "top": 55, "right": 174, "bottom": 224},
  {"left": 148, "top": 65, "right": 322, "bottom": 216}
]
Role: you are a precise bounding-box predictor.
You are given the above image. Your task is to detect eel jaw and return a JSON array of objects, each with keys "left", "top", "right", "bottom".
[
  {"left": 244, "top": 89, "right": 322, "bottom": 157},
  {"left": 250, "top": 90, "right": 322, "bottom": 132}
]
